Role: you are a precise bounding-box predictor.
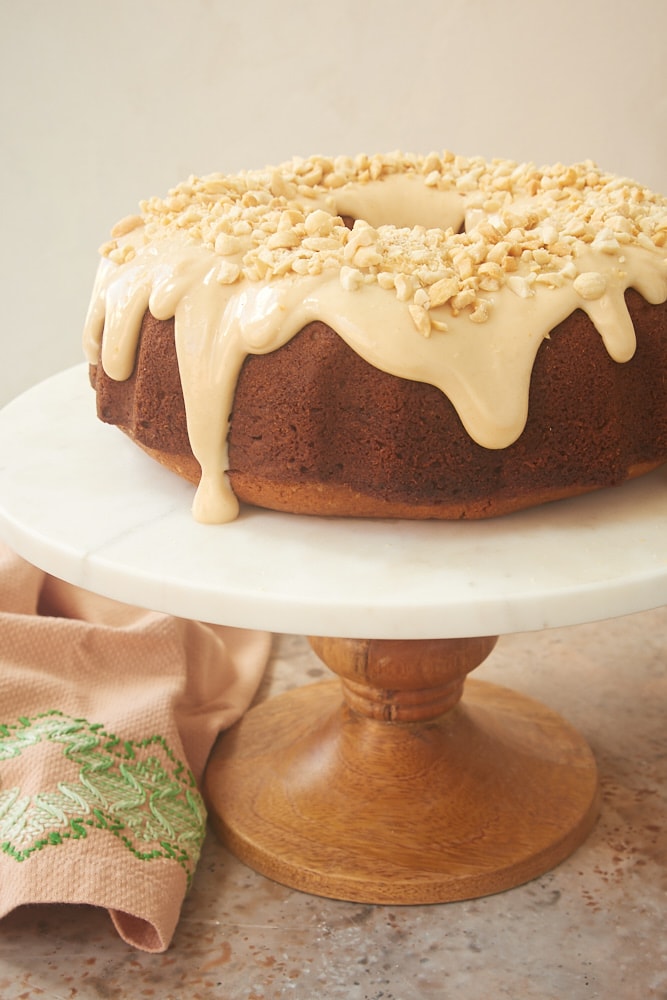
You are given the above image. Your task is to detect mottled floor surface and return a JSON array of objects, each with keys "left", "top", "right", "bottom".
[{"left": 1, "top": 607, "right": 665, "bottom": 1000}]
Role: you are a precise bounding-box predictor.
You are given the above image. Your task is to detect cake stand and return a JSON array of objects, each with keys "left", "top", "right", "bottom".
[{"left": 1, "top": 365, "right": 666, "bottom": 904}]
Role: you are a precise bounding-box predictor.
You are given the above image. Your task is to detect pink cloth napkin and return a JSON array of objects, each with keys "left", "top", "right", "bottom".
[{"left": 0, "top": 543, "right": 271, "bottom": 952}]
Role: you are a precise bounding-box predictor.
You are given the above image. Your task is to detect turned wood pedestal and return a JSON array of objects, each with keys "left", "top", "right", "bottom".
[{"left": 204, "top": 635, "right": 600, "bottom": 903}]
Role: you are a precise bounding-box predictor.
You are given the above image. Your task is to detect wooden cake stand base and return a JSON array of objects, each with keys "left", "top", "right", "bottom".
[{"left": 205, "top": 634, "right": 600, "bottom": 903}]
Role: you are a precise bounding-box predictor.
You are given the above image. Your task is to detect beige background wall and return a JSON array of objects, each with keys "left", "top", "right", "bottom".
[{"left": 1, "top": 0, "right": 666, "bottom": 405}]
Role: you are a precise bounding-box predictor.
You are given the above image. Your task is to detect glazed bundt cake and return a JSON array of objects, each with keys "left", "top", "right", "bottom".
[{"left": 84, "top": 152, "right": 667, "bottom": 523}]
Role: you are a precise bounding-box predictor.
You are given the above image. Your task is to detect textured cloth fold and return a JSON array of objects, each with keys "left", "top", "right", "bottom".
[{"left": 0, "top": 543, "right": 271, "bottom": 952}]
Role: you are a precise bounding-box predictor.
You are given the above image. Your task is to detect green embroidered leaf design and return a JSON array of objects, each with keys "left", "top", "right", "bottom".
[{"left": 0, "top": 711, "right": 206, "bottom": 883}]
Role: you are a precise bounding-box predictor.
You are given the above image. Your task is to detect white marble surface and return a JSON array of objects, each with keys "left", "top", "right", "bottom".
[
  {"left": 0, "top": 616, "right": 665, "bottom": 999},
  {"left": 1, "top": 365, "right": 666, "bottom": 639}
]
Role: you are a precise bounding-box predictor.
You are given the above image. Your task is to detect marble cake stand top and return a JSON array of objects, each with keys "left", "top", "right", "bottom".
[{"left": 0, "top": 364, "right": 665, "bottom": 638}]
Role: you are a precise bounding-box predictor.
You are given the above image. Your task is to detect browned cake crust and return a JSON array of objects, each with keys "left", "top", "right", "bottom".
[{"left": 90, "top": 288, "right": 667, "bottom": 519}]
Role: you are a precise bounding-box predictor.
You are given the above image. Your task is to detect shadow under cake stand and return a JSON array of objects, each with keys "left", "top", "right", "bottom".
[{"left": 1, "top": 365, "right": 666, "bottom": 904}]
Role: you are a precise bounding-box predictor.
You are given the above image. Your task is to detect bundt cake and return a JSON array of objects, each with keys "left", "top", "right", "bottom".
[{"left": 83, "top": 152, "right": 667, "bottom": 523}]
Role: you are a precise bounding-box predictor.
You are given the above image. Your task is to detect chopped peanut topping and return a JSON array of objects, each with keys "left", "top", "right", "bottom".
[
  {"left": 102, "top": 152, "right": 667, "bottom": 337},
  {"left": 110, "top": 214, "right": 143, "bottom": 239},
  {"left": 573, "top": 272, "right": 608, "bottom": 300}
]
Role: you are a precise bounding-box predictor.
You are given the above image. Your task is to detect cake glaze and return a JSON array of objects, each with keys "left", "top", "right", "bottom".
[{"left": 83, "top": 152, "right": 667, "bottom": 523}]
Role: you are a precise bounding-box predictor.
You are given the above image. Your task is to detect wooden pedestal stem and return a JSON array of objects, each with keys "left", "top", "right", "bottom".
[
  {"left": 309, "top": 634, "right": 498, "bottom": 723},
  {"left": 204, "top": 635, "right": 600, "bottom": 904}
]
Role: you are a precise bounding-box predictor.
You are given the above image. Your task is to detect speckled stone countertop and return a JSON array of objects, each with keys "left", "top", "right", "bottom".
[{"left": 0, "top": 607, "right": 665, "bottom": 1000}]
